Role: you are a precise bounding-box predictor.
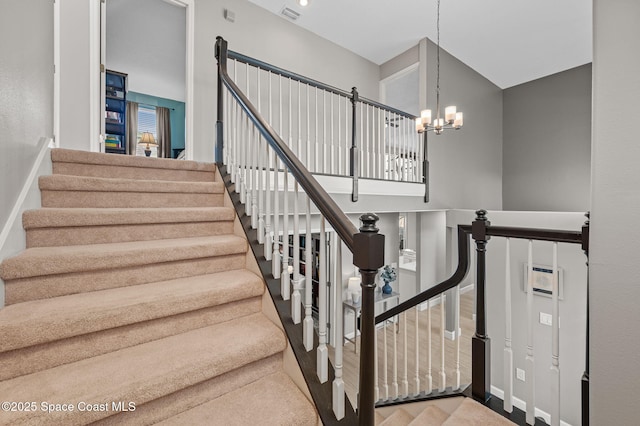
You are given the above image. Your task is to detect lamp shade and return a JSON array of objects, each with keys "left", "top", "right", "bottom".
[{"left": 138, "top": 132, "right": 158, "bottom": 146}]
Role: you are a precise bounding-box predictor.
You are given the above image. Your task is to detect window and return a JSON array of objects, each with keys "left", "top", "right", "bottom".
[{"left": 136, "top": 106, "right": 157, "bottom": 157}]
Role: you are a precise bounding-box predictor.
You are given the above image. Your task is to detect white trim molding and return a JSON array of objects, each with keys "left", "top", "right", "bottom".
[{"left": 491, "top": 385, "right": 574, "bottom": 426}]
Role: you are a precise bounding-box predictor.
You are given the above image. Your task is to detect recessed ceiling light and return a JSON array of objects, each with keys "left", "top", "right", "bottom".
[{"left": 299, "top": 0, "right": 309, "bottom": 6}]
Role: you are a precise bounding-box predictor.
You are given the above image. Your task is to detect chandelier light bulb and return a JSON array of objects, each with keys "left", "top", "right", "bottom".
[
  {"left": 415, "top": 118, "right": 424, "bottom": 132},
  {"left": 420, "top": 109, "right": 432, "bottom": 126},
  {"left": 445, "top": 106, "right": 457, "bottom": 123},
  {"left": 299, "top": 0, "right": 308, "bottom": 6}
]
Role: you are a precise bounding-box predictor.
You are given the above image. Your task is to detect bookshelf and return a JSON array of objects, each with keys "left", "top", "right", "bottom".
[{"left": 105, "top": 70, "right": 128, "bottom": 154}]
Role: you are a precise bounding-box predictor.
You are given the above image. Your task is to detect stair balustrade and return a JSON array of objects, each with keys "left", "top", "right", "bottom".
[{"left": 216, "top": 36, "right": 590, "bottom": 426}]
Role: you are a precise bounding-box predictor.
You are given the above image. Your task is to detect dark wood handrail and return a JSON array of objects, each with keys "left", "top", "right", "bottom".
[
  {"left": 216, "top": 37, "right": 359, "bottom": 251},
  {"left": 227, "top": 49, "right": 417, "bottom": 120},
  {"left": 376, "top": 224, "right": 472, "bottom": 324}
]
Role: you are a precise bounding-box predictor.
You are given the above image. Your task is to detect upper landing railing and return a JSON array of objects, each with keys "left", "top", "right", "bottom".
[{"left": 222, "top": 45, "right": 426, "bottom": 202}]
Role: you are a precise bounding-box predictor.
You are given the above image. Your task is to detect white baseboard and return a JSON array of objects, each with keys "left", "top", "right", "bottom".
[
  {"left": 0, "top": 137, "right": 52, "bottom": 308},
  {"left": 490, "top": 385, "right": 573, "bottom": 426}
]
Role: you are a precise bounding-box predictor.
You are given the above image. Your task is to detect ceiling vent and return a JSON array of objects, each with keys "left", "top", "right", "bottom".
[{"left": 280, "top": 6, "right": 301, "bottom": 21}]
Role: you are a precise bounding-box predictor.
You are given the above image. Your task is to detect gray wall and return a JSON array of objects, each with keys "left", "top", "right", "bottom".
[
  {"left": 590, "top": 1, "right": 640, "bottom": 424},
  {"left": 0, "top": 0, "right": 53, "bottom": 228},
  {"left": 379, "top": 41, "right": 504, "bottom": 211},
  {"left": 503, "top": 65, "right": 592, "bottom": 212},
  {"left": 425, "top": 40, "right": 503, "bottom": 210},
  {"left": 106, "top": 0, "right": 186, "bottom": 102}
]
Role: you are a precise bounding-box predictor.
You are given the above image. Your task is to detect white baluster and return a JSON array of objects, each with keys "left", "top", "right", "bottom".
[
  {"left": 257, "top": 71, "right": 264, "bottom": 244},
  {"left": 251, "top": 126, "right": 258, "bottom": 229},
  {"left": 504, "top": 238, "right": 514, "bottom": 412},
  {"left": 454, "top": 285, "right": 461, "bottom": 390},
  {"left": 238, "top": 113, "right": 245, "bottom": 201},
  {"left": 322, "top": 91, "right": 327, "bottom": 174},
  {"left": 439, "top": 293, "right": 446, "bottom": 392},
  {"left": 244, "top": 65, "right": 251, "bottom": 209},
  {"left": 297, "top": 80, "right": 302, "bottom": 157},
  {"left": 330, "top": 94, "right": 335, "bottom": 175},
  {"left": 302, "top": 195, "right": 313, "bottom": 351},
  {"left": 306, "top": 85, "right": 311, "bottom": 168},
  {"left": 344, "top": 96, "right": 349, "bottom": 176},
  {"left": 332, "top": 235, "right": 344, "bottom": 420},
  {"left": 426, "top": 296, "right": 433, "bottom": 394},
  {"left": 317, "top": 217, "right": 328, "bottom": 383},
  {"left": 264, "top": 73, "right": 272, "bottom": 261},
  {"left": 383, "top": 320, "right": 389, "bottom": 400},
  {"left": 291, "top": 182, "right": 302, "bottom": 322},
  {"left": 551, "top": 242, "right": 560, "bottom": 426},
  {"left": 526, "top": 240, "right": 536, "bottom": 425},
  {"left": 314, "top": 87, "right": 319, "bottom": 173},
  {"left": 281, "top": 168, "right": 290, "bottom": 300},
  {"left": 272, "top": 157, "right": 280, "bottom": 279},
  {"left": 414, "top": 306, "right": 421, "bottom": 396},
  {"left": 402, "top": 311, "right": 409, "bottom": 397},
  {"left": 392, "top": 313, "right": 399, "bottom": 399},
  {"left": 374, "top": 319, "right": 380, "bottom": 402}
]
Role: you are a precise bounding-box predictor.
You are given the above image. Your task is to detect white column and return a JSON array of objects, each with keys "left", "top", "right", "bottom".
[
  {"left": 302, "top": 195, "right": 313, "bottom": 352},
  {"left": 281, "top": 169, "right": 290, "bottom": 301},
  {"left": 291, "top": 182, "right": 302, "bottom": 324}
]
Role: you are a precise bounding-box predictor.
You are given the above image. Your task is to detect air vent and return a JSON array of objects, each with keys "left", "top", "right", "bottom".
[{"left": 281, "top": 6, "right": 301, "bottom": 21}]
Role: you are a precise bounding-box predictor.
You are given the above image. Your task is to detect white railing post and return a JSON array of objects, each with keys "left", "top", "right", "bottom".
[
  {"left": 526, "top": 240, "right": 536, "bottom": 425},
  {"left": 426, "top": 297, "right": 433, "bottom": 394},
  {"left": 291, "top": 182, "right": 302, "bottom": 323},
  {"left": 504, "top": 238, "right": 514, "bottom": 413},
  {"left": 302, "top": 195, "right": 313, "bottom": 352},
  {"left": 551, "top": 242, "right": 560, "bottom": 426},
  {"left": 281, "top": 168, "right": 290, "bottom": 300},
  {"left": 454, "top": 285, "right": 461, "bottom": 390},
  {"left": 439, "top": 293, "right": 446, "bottom": 392},
  {"left": 383, "top": 320, "right": 389, "bottom": 400},
  {"left": 332, "top": 234, "right": 344, "bottom": 420},
  {"left": 317, "top": 217, "right": 328, "bottom": 383},
  {"left": 392, "top": 312, "right": 399, "bottom": 399},
  {"left": 264, "top": 72, "right": 272, "bottom": 262},
  {"left": 272, "top": 157, "right": 280, "bottom": 279},
  {"left": 402, "top": 311, "right": 409, "bottom": 397},
  {"left": 414, "top": 306, "right": 421, "bottom": 396}
]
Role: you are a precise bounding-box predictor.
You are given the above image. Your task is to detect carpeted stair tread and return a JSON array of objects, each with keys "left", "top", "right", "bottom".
[
  {"left": 0, "top": 235, "right": 247, "bottom": 280},
  {"left": 22, "top": 207, "right": 235, "bottom": 228},
  {"left": 39, "top": 174, "right": 223, "bottom": 194},
  {"left": 0, "top": 269, "right": 264, "bottom": 353},
  {"left": 379, "top": 407, "right": 415, "bottom": 426},
  {"left": 52, "top": 148, "right": 216, "bottom": 173},
  {"left": 409, "top": 405, "right": 451, "bottom": 426},
  {"left": 0, "top": 313, "right": 286, "bottom": 425},
  {"left": 442, "top": 398, "right": 515, "bottom": 425},
  {"left": 156, "top": 371, "right": 317, "bottom": 426}
]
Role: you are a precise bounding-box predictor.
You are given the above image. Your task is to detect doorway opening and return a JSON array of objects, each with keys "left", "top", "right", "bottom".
[{"left": 97, "top": 0, "right": 194, "bottom": 159}]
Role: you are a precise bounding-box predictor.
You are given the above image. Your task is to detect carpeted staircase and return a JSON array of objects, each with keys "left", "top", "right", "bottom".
[
  {"left": 375, "top": 398, "right": 515, "bottom": 426},
  {"left": 0, "top": 149, "right": 318, "bottom": 425}
]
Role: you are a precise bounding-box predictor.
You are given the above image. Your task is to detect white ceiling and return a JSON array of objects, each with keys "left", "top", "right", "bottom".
[{"left": 247, "top": 0, "right": 592, "bottom": 89}]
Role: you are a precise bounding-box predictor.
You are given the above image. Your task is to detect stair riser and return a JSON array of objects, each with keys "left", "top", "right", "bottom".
[
  {"left": 26, "top": 221, "right": 234, "bottom": 247},
  {"left": 92, "top": 355, "right": 282, "bottom": 426},
  {"left": 4, "top": 254, "right": 247, "bottom": 305},
  {"left": 53, "top": 162, "right": 216, "bottom": 183},
  {"left": 0, "top": 298, "right": 262, "bottom": 381},
  {"left": 41, "top": 191, "right": 224, "bottom": 208},
  {"left": 0, "top": 314, "right": 286, "bottom": 426}
]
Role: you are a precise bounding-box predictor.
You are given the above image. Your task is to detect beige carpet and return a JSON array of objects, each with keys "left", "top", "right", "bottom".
[{"left": 0, "top": 149, "right": 317, "bottom": 425}]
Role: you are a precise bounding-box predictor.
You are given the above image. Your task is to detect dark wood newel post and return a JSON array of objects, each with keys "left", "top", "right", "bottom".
[
  {"left": 581, "top": 212, "right": 590, "bottom": 426},
  {"left": 354, "top": 213, "right": 384, "bottom": 426},
  {"left": 214, "top": 36, "right": 227, "bottom": 165},
  {"left": 471, "top": 209, "right": 491, "bottom": 402},
  {"left": 350, "top": 87, "right": 360, "bottom": 202}
]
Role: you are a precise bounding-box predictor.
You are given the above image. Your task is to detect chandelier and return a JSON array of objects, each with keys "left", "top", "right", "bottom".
[{"left": 415, "top": 0, "right": 463, "bottom": 135}]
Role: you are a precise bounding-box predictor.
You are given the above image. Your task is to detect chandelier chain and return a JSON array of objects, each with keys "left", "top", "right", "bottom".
[{"left": 436, "top": 0, "right": 441, "bottom": 119}]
